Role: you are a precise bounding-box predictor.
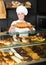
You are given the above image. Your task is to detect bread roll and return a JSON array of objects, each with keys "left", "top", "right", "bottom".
[
  {"left": 3, "top": 57, "right": 9, "bottom": 61},
  {"left": 13, "top": 37, "right": 18, "bottom": 42},
  {"left": 0, "top": 40, "right": 11, "bottom": 46},
  {"left": 0, "top": 50, "right": 9, "bottom": 57},
  {"left": 2, "top": 61, "right": 8, "bottom": 65},
  {"left": 0, "top": 40, "right": 5, "bottom": 44},
  {"left": 9, "top": 50, "right": 13, "bottom": 56},
  {"left": 11, "top": 56, "right": 22, "bottom": 63},
  {"left": 6, "top": 59, "right": 14, "bottom": 65},
  {"left": 14, "top": 52, "right": 23, "bottom": 60},
  {"left": 22, "top": 47, "right": 40, "bottom": 60},
  {"left": 22, "top": 47, "right": 33, "bottom": 53},
  {"left": 0, "top": 57, "right": 3, "bottom": 61},
  {"left": 10, "top": 48, "right": 23, "bottom": 60},
  {"left": 0, "top": 0, "right": 6, "bottom": 19},
  {"left": 13, "top": 22, "right": 33, "bottom": 28},
  {"left": 31, "top": 53, "right": 40, "bottom": 60},
  {"left": 3, "top": 52, "right": 9, "bottom": 57},
  {"left": 25, "top": 1, "right": 31, "bottom": 6},
  {"left": 0, "top": 53, "right": 2, "bottom": 56}
]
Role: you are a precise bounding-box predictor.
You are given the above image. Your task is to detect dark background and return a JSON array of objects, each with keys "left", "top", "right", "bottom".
[{"left": 37, "top": 0, "right": 46, "bottom": 15}]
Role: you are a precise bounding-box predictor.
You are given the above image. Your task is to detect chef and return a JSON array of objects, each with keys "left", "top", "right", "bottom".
[{"left": 9, "top": 5, "right": 35, "bottom": 37}]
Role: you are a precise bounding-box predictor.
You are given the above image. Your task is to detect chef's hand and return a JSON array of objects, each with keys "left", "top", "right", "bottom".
[
  {"left": 9, "top": 25, "right": 15, "bottom": 33},
  {"left": 30, "top": 27, "right": 35, "bottom": 32}
]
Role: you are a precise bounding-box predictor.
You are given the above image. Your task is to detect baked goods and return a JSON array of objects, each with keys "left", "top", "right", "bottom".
[
  {"left": 0, "top": 52, "right": 2, "bottom": 56},
  {"left": 0, "top": 0, "right": 6, "bottom": 19},
  {"left": 28, "top": 53, "right": 40, "bottom": 60},
  {"left": 29, "top": 35, "right": 45, "bottom": 42},
  {"left": 22, "top": 38, "right": 29, "bottom": 43},
  {"left": 0, "top": 56, "right": 3, "bottom": 61},
  {"left": 10, "top": 48, "right": 24, "bottom": 60},
  {"left": 2, "top": 61, "right": 8, "bottom": 65},
  {"left": 9, "top": 50, "right": 13, "bottom": 56},
  {"left": 4, "top": 41, "right": 11, "bottom": 46},
  {"left": 25, "top": 1, "right": 31, "bottom": 6},
  {"left": 2, "top": 52, "right": 9, "bottom": 57},
  {"left": 25, "top": 1, "right": 31, "bottom": 8},
  {"left": 21, "top": 36, "right": 30, "bottom": 43},
  {"left": 22, "top": 47, "right": 33, "bottom": 53},
  {"left": 0, "top": 39, "right": 11, "bottom": 46},
  {"left": 12, "top": 22, "right": 33, "bottom": 28},
  {"left": 22, "top": 47, "right": 40, "bottom": 60},
  {"left": 12, "top": 1, "right": 21, "bottom": 8},
  {"left": 11, "top": 56, "right": 22, "bottom": 63},
  {"left": 13, "top": 37, "right": 19, "bottom": 42},
  {"left": 3, "top": 57, "right": 9, "bottom": 61},
  {"left": 0, "top": 50, "right": 9, "bottom": 57},
  {"left": 6, "top": 59, "right": 14, "bottom": 65}
]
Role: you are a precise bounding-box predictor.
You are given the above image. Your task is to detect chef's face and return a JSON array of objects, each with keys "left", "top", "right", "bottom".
[{"left": 17, "top": 13, "right": 25, "bottom": 20}]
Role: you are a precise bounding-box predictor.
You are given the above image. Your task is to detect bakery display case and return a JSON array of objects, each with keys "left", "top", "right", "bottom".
[{"left": 0, "top": 31, "right": 46, "bottom": 65}]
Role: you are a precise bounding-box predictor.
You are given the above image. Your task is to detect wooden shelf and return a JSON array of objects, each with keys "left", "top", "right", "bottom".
[{"left": 5, "top": 1, "right": 31, "bottom": 9}]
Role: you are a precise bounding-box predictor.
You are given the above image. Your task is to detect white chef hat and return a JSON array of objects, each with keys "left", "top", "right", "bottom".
[{"left": 16, "top": 5, "right": 28, "bottom": 15}]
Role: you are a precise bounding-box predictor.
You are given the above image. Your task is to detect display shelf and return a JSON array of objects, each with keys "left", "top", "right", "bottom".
[
  {"left": 6, "top": 6, "right": 31, "bottom": 9},
  {"left": 0, "top": 41, "right": 46, "bottom": 50},
  {"left": 0, "top": 31, "right": 37, "bottom": 36},
  {"left": 14, "top": 58, "right": 46, "bottom": 65},
  {"left": 4, "top": 30, "right": 46, "bottom": 36},
  {"left": 26, "top": 58, "right": 46, "bottom": 65},
  {"left": 3, "top": 58, "right": 45, "bottom": 65},
  {"left": 0, "top": 31, "right": 46, "bottom": 50},
  {"left": 5, "top": 1, "right": 31, "bottom": 9},
  {"left": 0, "top": 31, "right": 46, "bottom": 65}
]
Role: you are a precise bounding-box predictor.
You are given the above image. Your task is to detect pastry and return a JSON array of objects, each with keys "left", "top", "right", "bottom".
[
  {"left": 4, "top": 41, "right": 11, "bottom": 46},
  {"left": 13, "top": 37, "right": 18, "bottom": 42},
  {"left": 22, "top": 38, "right": 29, "bottom": 44},
  {"left": 27, "top": 52, "right": 40, "bottom": 60},
  {"left": 12, "top": 1, "right": 21, "bottom": 7},
  {"left": 25, "top": 1, "right": 31, "bottom": 6},
  {"left": 25, "top": 1, "right": 31, "bottom": 8},
  {"left": 31, "top": 53, "right": 40, "bottom": 60},
  {"left": 3, "top": 52, "right": 9, "bottom": 57},
  {"left": 0, "top": 50, "right": 9, "bottom": 57},
  {"left": 22, "top": 47, "right": 40, "bottom": 60},
  {"left": 0, "top": 40, "right": 11, "bottom": 46},
  {"left": 0, "top": 0, "right": 6, "bottom": 19},
  {"left": 2, "top": 61, "right": 8, "bottom": 65},
  {"left": 0, "top": 53, "right": 2, "bottom": 56},
  {"left": 22, "top": 47, "right": 33, "bottom": 53},
  {"left": 10, "top": 48, "right": 24, "bottom": 60},
  {"left": 21, "top": 36, "right": 30, "bottom": 43},
  {"left": 3, "top": 56, "right": 14, "bottom": 65},
  {"left": 11, "top": 56, "right": 22, "bottom": 63},
  {"left": 0, "top": 40, "right": 6, "bottom": 44},
  {"left": 0, "top": 57, "right": 3, "bottom": 61},
  {"left": 36, "top": 38, "right": 45, "bottom": 42},
  {"left": 13, "top": 22, "right": 33, "bottom": 28},
  {"left": 29, "top": 35, "right": 45, "bottom": 42},
  {"left": 14, "top": 52, "right": 23, "bottom": 60},
  {"left": 9, "top": 50, "right": 13, "bottom": 56},
  {"left": 6, "top": 59, "right": 14, "bottom": 65},
  {"left": 3, "top": 57, "right": 9, "bottom": 61},
  {"left": 2, "top": 52, "right": 9, "bottom": 57}
]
